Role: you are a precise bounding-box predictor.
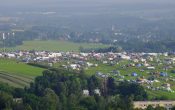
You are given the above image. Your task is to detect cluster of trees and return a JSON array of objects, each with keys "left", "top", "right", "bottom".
[
  {"left": 0, "top": 68, "right": 148, "bottom": 110},
  {"left": 0, "top": 31, "right": 38, "bottom": 47},
  {"left": 80, "top": 46, "right": 123, "bottom": 53},
  {"left": 0, "top": 33, "right": 22, "bottom": 47},
  {"left": 1, "top": 24, "right": 175, "bottom": 52},
  {"left": 115, "top": 39, "right": 175, "bottom": 53}
]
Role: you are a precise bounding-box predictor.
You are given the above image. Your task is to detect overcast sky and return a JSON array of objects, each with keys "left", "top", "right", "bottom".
[
  {"left": 2, "top": 0, "right": 175, "bottom": 5},
  {"left": 1, "top": 0, "right": 175, "bottom": 13}
]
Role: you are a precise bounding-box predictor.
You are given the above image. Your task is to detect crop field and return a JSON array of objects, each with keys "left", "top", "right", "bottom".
[
  {"left": 0, "top": 40, "right": 109, "bottom": 52},
  {"left": 0, "top": 58, "right": 45, "bottom": 88}
]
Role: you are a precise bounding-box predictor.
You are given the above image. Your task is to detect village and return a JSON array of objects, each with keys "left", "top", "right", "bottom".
[{"left": 1, "top": 51, "right": 175, "bottom": 96}]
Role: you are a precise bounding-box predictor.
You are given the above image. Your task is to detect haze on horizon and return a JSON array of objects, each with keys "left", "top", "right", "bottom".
[{"left": 1, "top": 0, "right": 175, "bottom": 10}]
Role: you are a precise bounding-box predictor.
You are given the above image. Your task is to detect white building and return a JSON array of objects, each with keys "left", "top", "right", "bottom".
[{"left": 83, "top": 90, "right": 89, "bottom": 96}]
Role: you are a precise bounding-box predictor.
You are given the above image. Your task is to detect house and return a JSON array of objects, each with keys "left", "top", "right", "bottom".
[
  {"left": 94, "top": 89, "right": 101, "bottom": 96},
  {"left": 83, "top": 90, "right": 89, "bottom": 96}
]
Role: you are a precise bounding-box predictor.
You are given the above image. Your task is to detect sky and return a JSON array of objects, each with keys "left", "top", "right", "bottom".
[
  {"left": 1, "top": 0, "right": 175, "bottom": 13},
  {"left": 1, "top": 0, "right": 175, "bottom": 5}
]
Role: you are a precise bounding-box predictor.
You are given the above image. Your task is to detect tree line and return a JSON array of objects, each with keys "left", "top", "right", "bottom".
[{"left": 0, "top": 68, "right": 150, "bottom": 110}]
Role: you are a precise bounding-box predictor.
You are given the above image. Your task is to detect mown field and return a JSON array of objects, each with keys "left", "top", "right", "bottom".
[
  {"left": 0, "top": 40, "right": 109, "bottom": 52},
  {"left": 0, "top": 58, "right": 45, "bottom": 88}
]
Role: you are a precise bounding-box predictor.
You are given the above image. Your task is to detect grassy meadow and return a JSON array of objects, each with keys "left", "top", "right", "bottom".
[
  {"left": 1, "top": 57, "right": 175, "bottom": 99},
  {"left": 0, "top": 58, "right": 45, "bottom": 88},
  {"left": 84, "top": 59, "right": 175, "bottom": 100},
  {"left": 0, "top": 40, "right": 109, "bottom": 52}
]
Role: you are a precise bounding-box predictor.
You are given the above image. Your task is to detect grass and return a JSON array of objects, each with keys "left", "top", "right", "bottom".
[
  {"left": 0, "top": 72, "right": 30, "bottom": 88},
  {"left": 0, "top": 40, "right": 109, "bottom": 52},
  {"left": 84, "top": 59, "right": 175, "bottom": 100},
  {"left": 147, "top": 90, "right": 175, "bottom": 100},
  {"left": 0, "top": 58, "right": 45, "bottom": 88},
  {"left": 0, "top": 58, "right": 44, "bottom": 77},
  {"left": 1, "top": 54, "right": 175, "bottom": 99},
  {"left": 85, "top": 60, "right": 150, "bottom": 78}
]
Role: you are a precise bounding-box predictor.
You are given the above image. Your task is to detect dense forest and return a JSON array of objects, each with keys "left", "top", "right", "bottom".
[
  {"left": 0, "top": 68, "right": 168, "bottom": 110},
  {"left": 0, "top": 68, "right": 174, "bottom": 110}
]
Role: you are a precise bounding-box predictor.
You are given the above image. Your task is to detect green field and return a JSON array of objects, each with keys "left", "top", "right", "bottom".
[
  {"left": 0, "top": 40, "right": 109, "bottom": 52},
  {"left": 1, "top": 55, "right": 175, "bottom": 100},
  {"left": 83, "top": 59, "right": 175, "bottom": 100},
  {"left": 147, "top": 90, "right": 175, "bottom": 100},
  {"left": 0, "top": 58, "right": 45, "bottom": 88}
]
